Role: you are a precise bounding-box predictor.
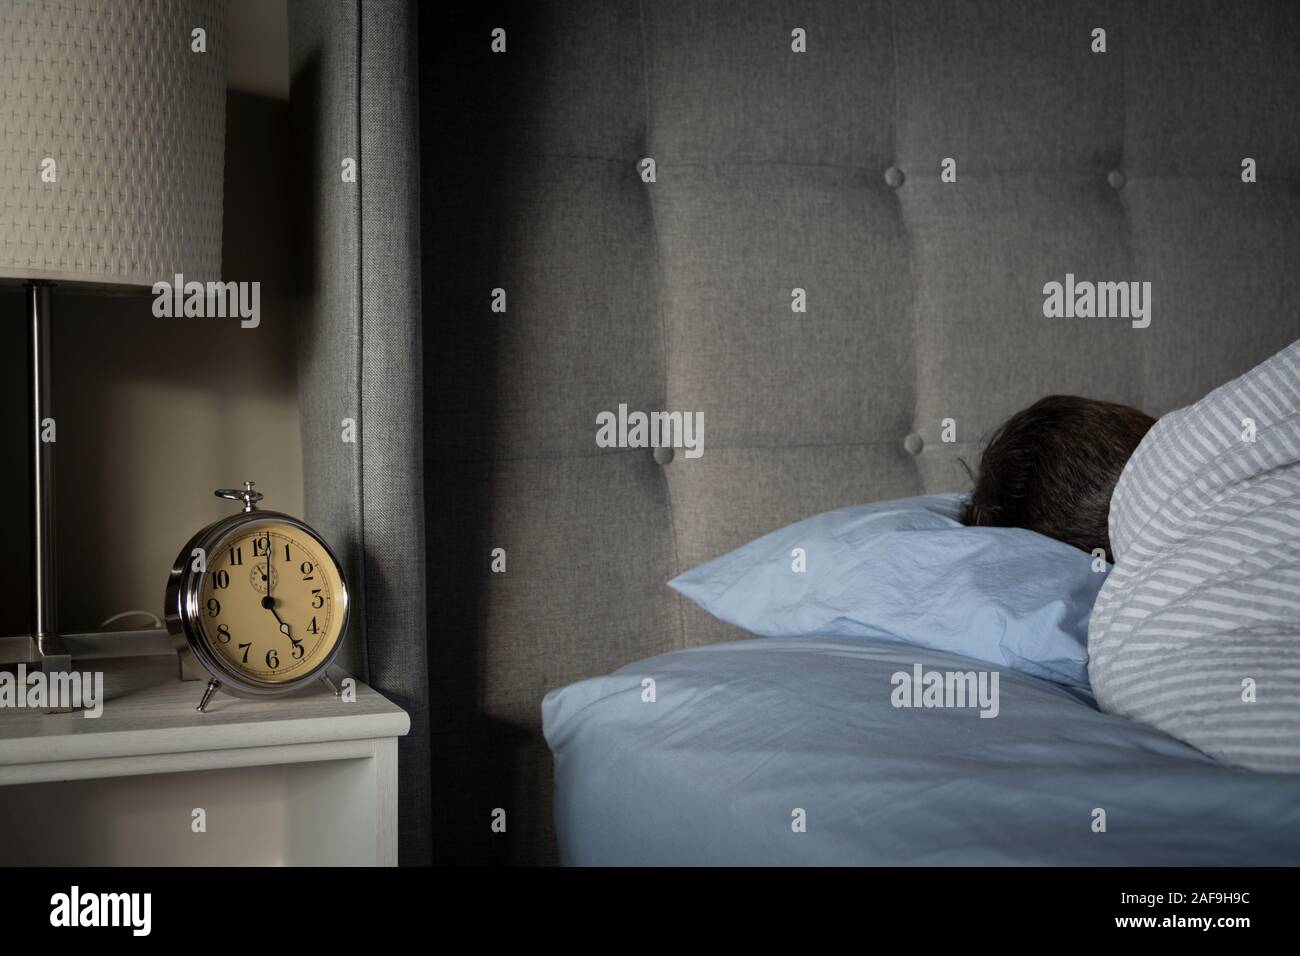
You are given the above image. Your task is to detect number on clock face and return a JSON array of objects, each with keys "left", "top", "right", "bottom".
[{"left": 196, "top": 522, "right": 344, "bottom": 682}]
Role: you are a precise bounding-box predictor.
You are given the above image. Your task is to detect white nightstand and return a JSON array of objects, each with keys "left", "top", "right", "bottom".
[{"left": 0, "top": 655, "right": 409, "bottom": 866}]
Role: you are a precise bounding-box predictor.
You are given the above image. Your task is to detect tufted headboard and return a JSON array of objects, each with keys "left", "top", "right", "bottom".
[{"left": 301, "top": 0, "right": 1300, "bottom": 864}]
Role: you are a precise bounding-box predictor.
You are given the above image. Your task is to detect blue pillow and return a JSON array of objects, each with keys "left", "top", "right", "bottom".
[{"left": 667, "top": 494, "right": 1107, "bottom": 688}]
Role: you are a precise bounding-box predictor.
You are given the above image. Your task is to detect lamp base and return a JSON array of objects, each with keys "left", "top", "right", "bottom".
[
  {"left": 176, "top": 645, "right": 206, "bottom": 682},
  {"left": 31, "top": 633, "right": 73, "bottom": 714}
]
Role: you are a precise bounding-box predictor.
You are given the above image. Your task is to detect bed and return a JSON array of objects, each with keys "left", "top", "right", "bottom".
[
  {"left": 294, "top": 0, "right": 1300, "bottom": 862},
  {"left": 544, "top": 636, "right": 1300, "bottom": 865}
]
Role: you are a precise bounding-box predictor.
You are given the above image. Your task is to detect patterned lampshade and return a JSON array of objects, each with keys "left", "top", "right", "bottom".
[{"left": 0, "top": 0, "right": 226, "bottom": 287}]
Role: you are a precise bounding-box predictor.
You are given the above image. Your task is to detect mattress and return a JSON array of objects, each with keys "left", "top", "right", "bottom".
[{"left": 542, "top": 636, "right": 1300, "bottom": 865}]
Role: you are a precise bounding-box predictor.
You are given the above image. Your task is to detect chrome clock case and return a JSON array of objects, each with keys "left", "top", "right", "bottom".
[{"left": 165, "top": 482, "right": 351, "bottom": 712}]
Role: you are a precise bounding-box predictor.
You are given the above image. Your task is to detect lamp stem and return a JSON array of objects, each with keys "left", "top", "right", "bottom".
[{"left": 26, "top": 281, "right": 71, "bottom": 703}]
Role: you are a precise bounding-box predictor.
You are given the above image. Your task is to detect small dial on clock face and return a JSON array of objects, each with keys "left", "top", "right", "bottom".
[{"left": 196, "top": 521, "right": 346, "bottom": 683}]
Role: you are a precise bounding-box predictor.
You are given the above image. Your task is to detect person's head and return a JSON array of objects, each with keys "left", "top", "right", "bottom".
[{"left": 962, "top": 395, "right": 1156, "bottom": 561}]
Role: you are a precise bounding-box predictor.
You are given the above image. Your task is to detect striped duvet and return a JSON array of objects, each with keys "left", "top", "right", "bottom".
[{"left": 1088, "top": 339, "right": 1300, "bottom": 772}]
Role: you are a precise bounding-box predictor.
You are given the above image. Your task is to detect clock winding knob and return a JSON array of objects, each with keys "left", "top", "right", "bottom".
[{"left": 215, "top": 480, "right": 264, "bottom": 513}]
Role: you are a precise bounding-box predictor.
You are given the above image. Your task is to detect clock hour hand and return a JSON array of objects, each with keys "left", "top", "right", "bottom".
[{"left": 262, "top": 596, "right": 292, "bottom": 638}]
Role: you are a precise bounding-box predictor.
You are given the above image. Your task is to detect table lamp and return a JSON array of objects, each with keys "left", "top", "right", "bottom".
[{"left": 0, "top": 0, "right": 227, "bottom": 691}]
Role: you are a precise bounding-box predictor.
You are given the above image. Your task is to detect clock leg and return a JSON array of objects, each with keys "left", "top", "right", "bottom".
[
  {"left": 320, "top": 673, "right": 341, "bottom": 697},
  {"left": 196, "top": 678, "right": 221, "bottom": 713}
]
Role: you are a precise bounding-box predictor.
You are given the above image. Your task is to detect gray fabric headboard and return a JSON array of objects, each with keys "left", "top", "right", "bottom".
[
  {"left": 290, "top": 0, "right": 431, "bottom": 864},
  {"left": 296, "top": 0, "right": 1300, "bottom": 864}
]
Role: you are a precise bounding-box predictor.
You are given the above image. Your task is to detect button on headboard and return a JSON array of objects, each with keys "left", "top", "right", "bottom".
[{"left": 410, "top": 0, "right": 1300, "bottom": 862}]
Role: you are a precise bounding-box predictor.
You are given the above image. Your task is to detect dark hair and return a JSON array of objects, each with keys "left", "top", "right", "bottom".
[{"left": 962, "top": 395, "right": 1155, "bottom": 561}]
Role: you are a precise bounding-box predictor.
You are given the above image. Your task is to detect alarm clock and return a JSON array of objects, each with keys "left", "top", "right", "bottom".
[{"left": 165, "top": 482, "right": 350, "bottom": 712}]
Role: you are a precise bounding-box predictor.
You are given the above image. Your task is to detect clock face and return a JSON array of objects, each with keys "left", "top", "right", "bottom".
[{"left": 195, "top": 520, "right": 347, "bottom": 684}]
